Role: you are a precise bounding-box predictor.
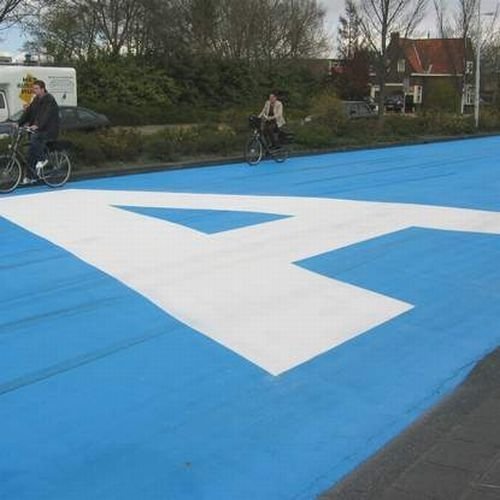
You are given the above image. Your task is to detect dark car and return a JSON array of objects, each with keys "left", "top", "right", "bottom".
[
  {"left": 0, "top": 106, "right": 110, "bottom": 136},
  {"left": 59, "top": 106, "right": 110, "bottom": 131},
  {"left": 342, "top": 101, "right": 378, "bottom": 119},
  {"left": 384, "top": 95, "right": 404, "bottom": 112}
]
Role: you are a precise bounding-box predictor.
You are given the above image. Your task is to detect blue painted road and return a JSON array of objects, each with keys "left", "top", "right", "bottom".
[{"left": 1, "top": 137, "right": 500, "bottom": 499}]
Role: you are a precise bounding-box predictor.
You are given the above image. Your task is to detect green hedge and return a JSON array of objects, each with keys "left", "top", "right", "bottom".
[{"left": 52, "top": 109, "right": 500, "bottom": 170}]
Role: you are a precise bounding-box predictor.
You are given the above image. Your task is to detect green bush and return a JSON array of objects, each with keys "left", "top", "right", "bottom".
[
  {"left": 143, "top": 125, "right": 242, "bottom": 161},
  {"left": 309, "top": 91, "right": 348, "bottom": 134},
  {"left": 96, "top": 128, "right": 143, "bottom": 161},
  {"left": 478, "top": 109, "right": 500, "bottom": 131},
  {"left": 190, "top": 125, "right": 238, "bottom": 156},
  {"left": 61, "top": 131, "right": 106, "bottom": 165},
  {"left": 76, "top": 57, "right": 179, "bottom": 113},
  {"left": 420, "top": 112, "right": 475, "bottom": 135},
  {"left": 425, "top": 80, "right": 461, "bottom": 112},
  {"left": 62, "top": 128, "right": 143, "bottom": 166},
  {"left": 218, "top": 108, "right": 258, "bottom": 134},
  {"left": 294, "top": 123, "right": 336, "bottom": 149},
  {"left": 144, "top": 126, "right": 202, "bottom": 162},
  {"left": 381, "top": 115, "right": 426, "bottom": 137}
]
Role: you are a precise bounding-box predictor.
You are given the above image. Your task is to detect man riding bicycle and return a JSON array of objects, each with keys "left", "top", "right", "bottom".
[
  {"left": 258, "top": 92, "right": 285, "bottom": 148},
  {"left": 18, "top": 79, "right": 60, "bottom": 182}
]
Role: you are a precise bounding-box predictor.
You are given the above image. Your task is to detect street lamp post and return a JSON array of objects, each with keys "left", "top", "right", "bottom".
[
  {"left": 475, "top": 0, "right": 481, "bottom": 128},
  {"left": 475, "top": 1, "right": 495, "bottom": 128}
]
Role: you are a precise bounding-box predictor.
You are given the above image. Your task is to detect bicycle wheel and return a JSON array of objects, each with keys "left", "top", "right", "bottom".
[
  {"left": 245, "top": 137, "right": 263, "bottom": 165},
  {"left": 271, "top": 145, "right": 288, "bottom": 163},
  {"left": 42, "top": 150, "right": 72, "bottom": 188},
  {"left": 0, "top": 155, "right": 22, "bottom": 193}
]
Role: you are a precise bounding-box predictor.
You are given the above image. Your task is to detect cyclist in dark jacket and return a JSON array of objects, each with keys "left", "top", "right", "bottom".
[{"left": 19, "top": 79, "right": 60, "bottom": 181}]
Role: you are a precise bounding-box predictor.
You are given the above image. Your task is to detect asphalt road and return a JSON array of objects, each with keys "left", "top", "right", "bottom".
[{"left": 1, "top": 136, "right": 499, "bottom": 499}]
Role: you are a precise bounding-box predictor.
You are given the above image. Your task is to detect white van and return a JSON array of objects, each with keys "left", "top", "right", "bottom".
[{"left": 0, "top": 65, "right": 77, "bottom": 122}]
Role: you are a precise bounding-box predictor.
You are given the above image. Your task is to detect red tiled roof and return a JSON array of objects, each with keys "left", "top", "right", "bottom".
[{"left": 399, "top": 38, "right": 467, "bottom": 74}]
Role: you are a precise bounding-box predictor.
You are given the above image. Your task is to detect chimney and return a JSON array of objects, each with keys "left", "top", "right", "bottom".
[{"left": 391, "top": 32, "right": 400, "bottom": 44}]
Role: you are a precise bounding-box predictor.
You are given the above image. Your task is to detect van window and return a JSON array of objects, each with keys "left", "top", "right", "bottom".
[{"left": 0, "top": 93, "right": 5, "bottom": 109}]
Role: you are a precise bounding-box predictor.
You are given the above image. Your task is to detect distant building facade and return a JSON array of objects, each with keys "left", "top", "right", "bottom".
[{"left": 370, "top": 33, "right": 475, "bottom": 112}]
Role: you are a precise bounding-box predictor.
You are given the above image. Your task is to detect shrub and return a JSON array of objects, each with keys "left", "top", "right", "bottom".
[
  {"left": 61, "top": 131, "right": 106, "bottom": 166},
  {"left": 144, "top": 126, "right": 202, "bottom": 162},
  {"left": 294, "top": 123, "right": 336, "bottom": 149},
  {"left": 381, "top": 115, "right": 426, "bottom": 137},
  {"left": 96, "top": 129, "right": 143, "bottom": 161},
  {"left": 309, "top": 91, "right": 348, "bottom": 134},
  {"left": 478, "top": 109, "right": 500, "bottom": 131},
  {"left": 143, "top": 125, "right": 242, "bottom": 161},
  {"left": 63, "top": 129, "right": 143, "bottom": 166},
  {"left": 76, "top": 57, "right": 180, "bottom": 114},
  {"left": 425, "top": 80, "right": 461, "bottom": 112},
  {"left": 190, "top": 125, "right": 238, "bottom": 156},
  {"left": 218, "top": 108, "right": 258, "bottom": 134},
  {"left": 420, "top": 112, "right": 475, "bottom": 135}
]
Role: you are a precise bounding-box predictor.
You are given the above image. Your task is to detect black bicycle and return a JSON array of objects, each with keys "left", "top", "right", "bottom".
[
  {"left": 0, "top": 127, "right": 72, "bottom": 193},
  {"left": 245, "top": 115, "right": 290, "bottom": 165}
]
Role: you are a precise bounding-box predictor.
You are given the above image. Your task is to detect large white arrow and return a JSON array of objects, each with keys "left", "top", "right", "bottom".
[{"left": 2, "top": 189, "right": 500, "bottom": 375}]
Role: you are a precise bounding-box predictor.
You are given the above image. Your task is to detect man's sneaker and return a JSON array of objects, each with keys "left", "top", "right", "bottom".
[
  {"left": 35, "top": 159, "right": 48, "bottom": 175},
  {"left": 21, "top": 177, "right": 37, "bottom": 185}
]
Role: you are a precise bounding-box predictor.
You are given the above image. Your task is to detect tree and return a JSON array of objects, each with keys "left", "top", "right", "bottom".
[
  {"left": 433, "top": 0, "right": 498, "bottom": 112},
  {"left": 24, "top": 0, "right": 100, "bottom": 62},
  {"left": 332, "top": 49, "right": 370, "bottom": 99},
  {"left": 166, "top": 0, "right": 329, "bottom": 62},
  {"left": 357, "top": 0, "right": 428, "bottom": 117},
  {"left": 337, "top": 0, "right": 363, "bottom": 60},
  {"left": 0, "top": 0, "right": 23, "bottom": 25}
]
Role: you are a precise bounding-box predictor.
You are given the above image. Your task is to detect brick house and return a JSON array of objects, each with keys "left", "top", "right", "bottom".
[{"left": 370, "top": 33, "right": 475, "bottom": 112}]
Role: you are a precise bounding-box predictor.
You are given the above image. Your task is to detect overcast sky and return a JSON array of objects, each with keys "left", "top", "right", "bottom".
[
  {"left": 1, "top": 0, "right": 498, "bottom": 57},
  {"left": 322, "top": 0, "right": 498, "bottom": 54}
]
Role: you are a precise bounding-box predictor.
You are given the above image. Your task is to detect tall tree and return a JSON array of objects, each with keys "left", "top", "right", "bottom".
[
  {"left": 337, "top": 0, "right": 363, "bottom": 60},
  {"left": 433, "top": 0, "right": 498, "bottom": 111},
  {"left": 357, "top": 0, "right": 428, "bottom": 117},
  {"left": 0, "top": 0, "right": 23, "bottom": 25},
  {"left": 24, "top": 0, "right": 100, "bottom": 62}
]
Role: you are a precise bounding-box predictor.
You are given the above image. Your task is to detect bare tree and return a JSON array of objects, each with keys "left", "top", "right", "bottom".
[
  {"left": 24, "top": 0, "right": 101, "bottom": 61},
  {"left": 22, "top": 0, "right": 329, "bottom": 63},
  {"left": 0, "top": 0, "right": 23, "bottom": 25},
  {"left": 357, "top": 0, "right": 428, "bottom": 117},
  {"left": 337, "top": 0, "right": 364, "bottom": 60},
  {"left": 433, "top": 0, "right": 499, "bottom": 111},
  {"left": 0, "top": 0, "right": 38, "bottom": 53},
  {"left": 86, "top": 0, "right": 142, "bottom": 56}
]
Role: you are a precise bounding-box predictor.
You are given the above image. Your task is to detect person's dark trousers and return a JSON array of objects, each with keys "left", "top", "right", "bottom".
[
  {"left": 263, "top": 121, "right": 279, "bottom": 148},
  {"left": 28, "top": 131, "right": 48, "bottom": 178}
]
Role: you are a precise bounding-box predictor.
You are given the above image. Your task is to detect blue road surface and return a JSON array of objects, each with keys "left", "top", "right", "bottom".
[{"left": 1, "top": 137, "right": 500, "bottom": 499}]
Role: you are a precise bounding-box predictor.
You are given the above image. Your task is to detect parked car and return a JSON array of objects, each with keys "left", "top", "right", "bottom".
[
  {"left": 384, "top": 95, "right": 404, "bottom": 112},
  {"left": 0, "top": 106, "right": 110, "bottom": 137},
  {"left": 342, "top": 101, "right": 378, "bottom": 119}
]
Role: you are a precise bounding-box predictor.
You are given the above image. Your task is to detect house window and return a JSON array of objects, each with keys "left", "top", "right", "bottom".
[
  {"left": 397, "top": 59, "right": 406, "bottom": 73},
  {"left": 465, "top": 61, "right": 473, "bottom": 74},
  {"left": 414, "top": 85, "right": 423, "bottom": 104},
  {"left": 465, "top": 84, "right": 474, "bottom": 105}
]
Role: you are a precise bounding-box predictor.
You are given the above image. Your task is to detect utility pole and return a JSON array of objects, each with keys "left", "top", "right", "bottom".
[{"left": 474, "top": 0, "right": 481, "bottom": 128}]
